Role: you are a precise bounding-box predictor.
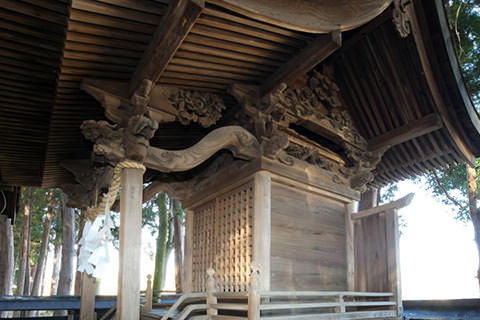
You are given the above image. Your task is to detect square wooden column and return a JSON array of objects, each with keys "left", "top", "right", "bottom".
[
  {"left": 183, "top": 209, "right": 194, "bottom": 293},
  {"left": 253, "top": 171, "right": 271, "bottom": 291},
  {"left": 79, "top": 273, "right": 96, "bottom": 320},
  {"left": 117, "top": 168, "right": 143, "bottom": 319}
]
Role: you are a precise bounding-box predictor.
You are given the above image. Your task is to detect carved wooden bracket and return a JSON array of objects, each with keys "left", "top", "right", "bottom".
[
  {"left": 81, "top": 80, "right": 227, "bottom": 128},
  {"left": 393, "top": 0, "right": 411, "bottom": 38},
  {"left": 60, "top": 160, "right": 114, "bottom": 208},
  {"left": 81, "top": 114, "right": 158, "bottom": 164},
  {"left": 231, "top": 70, "right": 367, "bottom": 150},
  {"left": 144, "top": 126, "right": 260, "bottom": 172},
  {"left": 230, "top": 70, "right": 384, "bottom": 192}
]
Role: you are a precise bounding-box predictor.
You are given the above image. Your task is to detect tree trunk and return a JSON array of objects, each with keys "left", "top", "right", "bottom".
[
  {"left": 57, "top": 193, "right": 75, "bottom": 295},
  {"left": 32, "top": 189, "right": 53, "bottom": 296},
  {"left": 153, "top": 193, "right": 169, "bottom": 293},
  {"left": 24, "top": 202, "right": 33, "bottom": 296},
  {"left": 16, "top": 187, "right": 32, "bottom": 296},
  {"left": 466, "top": 165, "right": 480, "bottom": 292},
  {"left": 0, "top": 215, "right": 14, "bottom": 295},
  {"left": 172, "top": 199, "right": 183, "bottom": 293},
  {"left": 31, "top": 191, "right": 54, "bottom": 296},
  {"left": 50, "top": 240, "right": 62, "bottom": 296},
  {"left": 74, "top": 214, "right": 86, "bottom": 295}
]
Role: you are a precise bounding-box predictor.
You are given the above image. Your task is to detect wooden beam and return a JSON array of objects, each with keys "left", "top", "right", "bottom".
[
  {"left": 352, "top": 192, "right": 414, "bottom": 220},
  {"left": 368, "top": 113, "right": 443, "bottom": 152},
  {"left": 128, "top": 0, "right": 204, "bottom": 97},
  {"left": 385, "top": 209, "right": 402, "bottom": 317},
  {"left": 81, "top": 80, "right": 176, "bottom": 125},
  {"left": 183, "top": 209, "right": 194, "bottom": 293},
  {"left": 117, "top": 168, "right": 143, "bottom": 320},
  {"left": 144, "top": 126, "right": 259, "bottom": 172},
  {"left": 253, "top": 171, "right": 271, "bottom": 291},
  {"left": 79, "top": 273, "right": 96, "bottom": 320},
  {"left": 259, "top": 30, "right": 341, "bottom": 98},
  {"left": 345, "top": 202, "right": 355, "bottom": 291}
]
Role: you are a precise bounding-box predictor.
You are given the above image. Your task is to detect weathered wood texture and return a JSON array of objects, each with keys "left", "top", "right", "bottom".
[
  {"left": 184, "top": 209, "right": 194, "bottom": 293},
  {"left": 259, "top": 31, "right": 341, "bottom": 97},
  {"left": 270, "top": 182, "right": 347, "bottom": 291},
  {"left": 190, "top": 180, "right": 254, "bottom": 292},
  {"left": 79, "top": 273, "right": 96, "bottom": 320},
  {"left": 129, "top": 0, "right": 204, "bottom": 96},
  {"left": 0, "top": 215, "right": 14, "bottom": 296},
  {"left": 42, "top": 0, "right": 166, "bottom": 187},
  {"left": 117, "top": 168, "right": 143, "bottom": 320},
  {"left": 354, "top": 210, "right": 402, "bottom": 316},
  {"left": 252, "top": 171, "right": 271, "bottom": 291}
]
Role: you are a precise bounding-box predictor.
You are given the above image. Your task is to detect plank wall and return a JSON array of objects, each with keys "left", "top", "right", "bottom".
[{"left": 270, "top": 182, "right": 348, "bottom": 291}]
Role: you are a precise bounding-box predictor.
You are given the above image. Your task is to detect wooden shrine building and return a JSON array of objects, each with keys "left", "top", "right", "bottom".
[{"left": 1, "top": 0, "right": 480, "bottom": 319}]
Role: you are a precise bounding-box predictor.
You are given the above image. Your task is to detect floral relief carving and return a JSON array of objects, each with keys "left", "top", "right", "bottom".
[{"left": 168, "top": 90, "right": 226, "bottom": 128}]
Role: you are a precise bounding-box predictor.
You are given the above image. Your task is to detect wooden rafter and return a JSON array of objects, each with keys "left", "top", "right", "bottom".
[
  {"left": 128, "top": 0, "right": 204, "bottom": 97},
  {"left": 408, "top": 2, "right": 476, "bottom": 166},
  {"left": 368, "top": 113, "right": 443, "bottom": 152},
  {"left": 259, "top": 31, "right": 342, "bottom": 98}
]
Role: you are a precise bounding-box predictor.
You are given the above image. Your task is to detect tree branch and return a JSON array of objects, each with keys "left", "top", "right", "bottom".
[{"left": 431, "top": 170, "right": 468, "bottom": 211}]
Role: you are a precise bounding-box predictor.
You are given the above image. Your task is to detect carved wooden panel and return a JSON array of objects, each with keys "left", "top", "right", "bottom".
[{"left": 191, "top": 182, "right": 254, "bottom": 292}]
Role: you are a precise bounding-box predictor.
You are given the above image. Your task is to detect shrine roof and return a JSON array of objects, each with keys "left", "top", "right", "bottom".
[{"left": 0, "top": 0, "right": 479, "bottom": 188}]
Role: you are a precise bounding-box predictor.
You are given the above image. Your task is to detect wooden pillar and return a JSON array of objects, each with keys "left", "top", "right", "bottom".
[
  {"left": 386, "top": 209, "right": 402, "bottom": 317},
  {"left": 184, "top": 209, "right": 194, "bottom": 293},
  {"left": 79, "top": 273, "right": 96, "bottom": 320},
  {"left": 345, "top": 202, "right": 355, "bottom": 291},
  {"left": 248, "top": 264, "right": 260, "bottom": 320},
  {"left": 358, "top": 188, "right": 378, "bottom": 211},
  {"left": 117, "top": 168, "right": 143, "bottom": 320},
  {"left": 253, "top": 171, "right": 271, "bottom": 291}
]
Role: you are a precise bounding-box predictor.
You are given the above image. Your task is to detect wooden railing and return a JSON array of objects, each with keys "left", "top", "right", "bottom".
[{"left": 141, "top": 265, "right": 398, "bottom": 320}]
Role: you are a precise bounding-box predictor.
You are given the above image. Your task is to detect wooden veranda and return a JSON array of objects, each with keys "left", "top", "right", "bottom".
[{"left": 1, "top": 0, "right": 480, "bottom": 319}]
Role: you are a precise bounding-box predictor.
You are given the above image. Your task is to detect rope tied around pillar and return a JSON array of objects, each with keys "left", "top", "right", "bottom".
[
  {"left": 78, "top": 160, "right": 145, "bottom": 277},
  {"left": 85, "top": 160, "right": 146, "bottom": 221}
]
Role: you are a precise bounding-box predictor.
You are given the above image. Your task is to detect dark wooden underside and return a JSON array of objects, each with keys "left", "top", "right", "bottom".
[{"left": 0, "top": 0, "right": 479, "bottom": 188}]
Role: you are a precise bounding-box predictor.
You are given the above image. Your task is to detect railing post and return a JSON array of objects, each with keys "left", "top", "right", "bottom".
[
  {"left": 248, "top": 263, "right": 260, "bottom": 320},
  {"left": 206, "top": 268, "right": 217, "bottom": 317},
  {"left": 145, "top": 274, "right": 152, "bottom": 312},
  {"left": 338, "top": 294, "right": 345, "bottom": 313}
]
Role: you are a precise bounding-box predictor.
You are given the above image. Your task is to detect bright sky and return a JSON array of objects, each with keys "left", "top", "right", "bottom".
[
  {"left": 394, "top": 179, "right": 479, "bottom": 299},
  {"left": 42, "top": 180, "right": 480, "bottom": 299}
]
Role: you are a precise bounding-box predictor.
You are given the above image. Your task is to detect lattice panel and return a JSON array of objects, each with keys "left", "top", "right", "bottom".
[{"left": 191, "top": 182, "right": 254, "bottom": 292}]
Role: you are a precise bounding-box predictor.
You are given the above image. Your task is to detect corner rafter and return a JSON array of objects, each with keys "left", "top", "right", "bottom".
[
  {"left": 259, "top": 30, "right": 342, "bottom": 98},
  {"left": 368, "top": 113, "right": 443, "bottom": 152},
  {"left": 129, "top": 0, "right": 204, "bottom": 97}
]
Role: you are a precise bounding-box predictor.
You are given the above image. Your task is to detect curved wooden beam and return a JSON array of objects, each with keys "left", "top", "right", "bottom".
[
  {"left": 144, "top": 126, "right": 260, "bottom": 172},
  {"left": 208, "top": 0, "right": 392, "bottom": 33}
]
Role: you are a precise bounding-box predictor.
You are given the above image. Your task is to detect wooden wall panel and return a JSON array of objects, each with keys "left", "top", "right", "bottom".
[
  {"left": 270, "top": 182, "right": 347, "bottom": 291},
  {"left": 354, "top": 209, "right": 401, "bottom": 316}
]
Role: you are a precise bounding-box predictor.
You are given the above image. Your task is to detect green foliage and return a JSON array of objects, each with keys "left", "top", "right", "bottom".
[
  {"left": 422, "top": 162, "right": 476, "bottom": 223},
  {"left": 447, "top": 0, "right": 480, "bottom": 106},
  {"left": 379, "top": 183, "right": 399, "bottom": 204}
]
